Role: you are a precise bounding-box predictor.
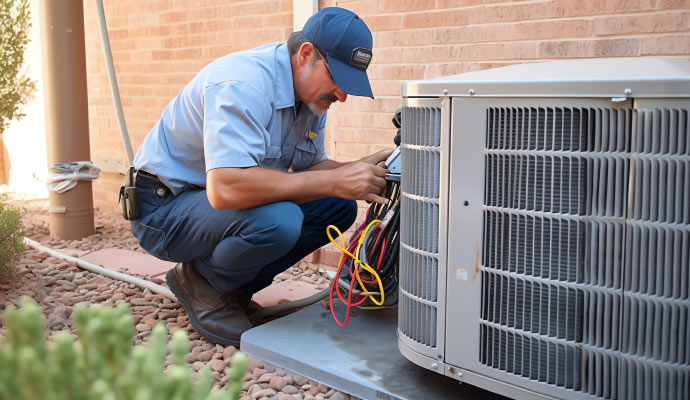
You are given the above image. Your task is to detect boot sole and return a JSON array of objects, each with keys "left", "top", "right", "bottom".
[{"left": 166, "top": 268, "right": 241, "bottom": 347}]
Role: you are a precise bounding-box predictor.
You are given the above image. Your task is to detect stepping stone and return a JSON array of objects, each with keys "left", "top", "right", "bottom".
[
  {"left": 253, "top": 280, "right": 322, "bottom": 308},
  {"left": 80, "top": 248, "right": 175, "bottom": 277}
]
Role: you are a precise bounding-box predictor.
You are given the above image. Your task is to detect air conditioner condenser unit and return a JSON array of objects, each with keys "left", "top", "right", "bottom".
[{"left": 397, "top": 57, "right": 690, "bottom": 400}]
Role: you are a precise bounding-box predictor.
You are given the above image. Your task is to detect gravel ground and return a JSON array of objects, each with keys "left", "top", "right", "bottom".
[{"left": 0, "top": 197, "right": 354, "bottom": 400}]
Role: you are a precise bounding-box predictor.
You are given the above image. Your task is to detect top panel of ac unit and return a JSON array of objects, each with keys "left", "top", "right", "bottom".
[{"left": 403, "top": 57, "right": 690, "bottom": 99}]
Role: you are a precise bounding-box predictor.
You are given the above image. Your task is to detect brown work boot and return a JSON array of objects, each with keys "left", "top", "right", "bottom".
[{"left": 166, "top": 262, "right": 254, "bottom": 347}]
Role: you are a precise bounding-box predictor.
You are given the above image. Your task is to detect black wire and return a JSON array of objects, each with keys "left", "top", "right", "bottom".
[{"left": 337, "top": 180, "right": 401, "bottom": 308}]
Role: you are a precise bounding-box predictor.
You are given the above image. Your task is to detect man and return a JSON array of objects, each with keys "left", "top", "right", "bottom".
[{"left": 130, "top": 7, "right": 391, "bottom": 346}]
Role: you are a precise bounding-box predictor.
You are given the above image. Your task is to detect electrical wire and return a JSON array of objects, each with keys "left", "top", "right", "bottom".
[{"left": 326, "top": 180, "right": 401, "bottom": 326}]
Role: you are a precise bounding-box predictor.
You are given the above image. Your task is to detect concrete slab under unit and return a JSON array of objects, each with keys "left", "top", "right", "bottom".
[{"left": 241, "top": 303, "right": 504, "bottom": 400}]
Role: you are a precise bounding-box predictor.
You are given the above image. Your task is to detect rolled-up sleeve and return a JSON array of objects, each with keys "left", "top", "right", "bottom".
[{"left": 203, "top": 81, "right": 273, "bottom": 171}]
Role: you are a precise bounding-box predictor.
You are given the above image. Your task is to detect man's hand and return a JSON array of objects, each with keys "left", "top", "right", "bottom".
[
  {"left": 331, "top": 160, "right": 388, "bottom": 204},
  {"left": 359, "top": 148, "right": 394, "bottom": 167},
  {"left": 330, "top": 148, "right": 394, "bottom": 204}
]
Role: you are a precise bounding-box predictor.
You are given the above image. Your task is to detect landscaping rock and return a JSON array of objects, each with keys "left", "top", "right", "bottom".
[
  {"left": 282, "top": 385, "right": 299, "bottom": 395},
  {"left": 251, "top": 388, "right": 276, "bottom": 399},
  {"left": 3, "top": 206, "right": 344, "bottom": 400},
  {"left": 293, "top": 375, "right": 309, "bottom": 387},
  {"left": 269, "top": 376, "right": 289, "bottom": 391},
  {"left": 210, "top": 359, "right": 226, "bottom": 373}
]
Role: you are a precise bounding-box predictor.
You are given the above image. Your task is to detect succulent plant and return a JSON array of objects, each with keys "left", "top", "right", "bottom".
[
  {"left": 0, "top": 201, "right": 24, "bottom": 281},
  {"left": 0, "top": 297, "right": 247, "bottom": 400}
]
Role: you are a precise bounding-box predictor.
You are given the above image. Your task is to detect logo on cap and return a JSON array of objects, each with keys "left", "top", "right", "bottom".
[{"left": 350, "top": 47, "right": 372, "bottom": 70}]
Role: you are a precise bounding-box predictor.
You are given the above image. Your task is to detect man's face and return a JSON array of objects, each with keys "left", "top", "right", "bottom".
[{"left": 294, "top": 44, "right": 347, "bottom": 115}]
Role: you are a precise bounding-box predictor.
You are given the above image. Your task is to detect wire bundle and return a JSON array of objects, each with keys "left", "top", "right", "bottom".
[{"left": 326, "top": 181, "right": 400, "bottom": 326}]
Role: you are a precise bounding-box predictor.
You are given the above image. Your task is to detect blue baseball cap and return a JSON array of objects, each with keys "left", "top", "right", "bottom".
[{"left": 302, "top": 7, "right": 374, "bottom": 99}]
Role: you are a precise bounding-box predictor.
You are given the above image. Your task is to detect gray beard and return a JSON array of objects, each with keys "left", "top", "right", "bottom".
[{"left": 307, "top": 101, "right": 325, "bottom": 116}]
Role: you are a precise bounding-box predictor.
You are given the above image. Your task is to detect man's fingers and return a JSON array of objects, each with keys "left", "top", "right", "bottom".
[
  {"left": 365, "top": 193, "right": 388, "bottom": 205},
  {"left": 360, "top": 148, "right": 395, "bottom": 165},
  {"left": 338, "top": 162, "right": 389, "bottom": 202},
  {"left": 371, "top": 175, "right": 386, "bottom": 192},
  {"left": 378, "top": 148, "right": 394, "bottom": 158},
  {"left": 372, "top": 164, "right": 387, "bottom": 177},
  {"left": 374, "top": 149, "right": 394, "bottom": 164}
]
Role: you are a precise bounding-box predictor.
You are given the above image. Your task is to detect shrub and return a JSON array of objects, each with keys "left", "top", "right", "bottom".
[
  {"left": 0, "top": 297, "right": 248, "bottom": 400},
  {"left": 0, "top": 0, "right": 35, "bottom": 134},
  {"left": 0, "top": 201, "right": 24, "bottom": 280}
]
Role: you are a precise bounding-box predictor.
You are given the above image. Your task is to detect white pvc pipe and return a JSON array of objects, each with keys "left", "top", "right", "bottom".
[
  {"left": 24, "top": 237, "right": 177, "bottom": 301},
  {"left": 23, "top": 237, "right": 332, "bottom": 317}
]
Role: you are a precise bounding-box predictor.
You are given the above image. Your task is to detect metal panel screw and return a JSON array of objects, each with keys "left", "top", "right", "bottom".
[
  {"left": 468, "top": 89, "right": 475, "bottom": 96},
  {"left": 624, "top": 88, "right": 632, "bottom": 96},
  {"left": 457, "top": 371, "right": 463, "bottom": 378},
  {"left": 442, "top": 89, "right": 448, "bottom": 95},
  {"left": 431, "top": 362, "right": 438, "bottom": 369},
  {"left": 463, "top": 200, "right": 469, "bottom": 206}
]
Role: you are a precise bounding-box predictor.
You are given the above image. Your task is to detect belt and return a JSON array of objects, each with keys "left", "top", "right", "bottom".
[{"left": 136, "top": 170, "right": 163, "bottom": 185}]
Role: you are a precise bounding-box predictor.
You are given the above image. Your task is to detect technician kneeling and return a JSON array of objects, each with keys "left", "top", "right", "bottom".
[{"left": 128, "top": 7, "right": 391, "bottom": 346}]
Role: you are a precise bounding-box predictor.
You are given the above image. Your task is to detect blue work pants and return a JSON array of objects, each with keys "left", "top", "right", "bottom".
[{"left": 130, "top": 179, "right": 357, "bottom": 295}]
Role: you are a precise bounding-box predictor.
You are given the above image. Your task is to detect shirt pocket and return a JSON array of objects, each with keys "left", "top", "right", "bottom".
[{"left": 291, "top": 137, "right": 317, "bottom": 171}]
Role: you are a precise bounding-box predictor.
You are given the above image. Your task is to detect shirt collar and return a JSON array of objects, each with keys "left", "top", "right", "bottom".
[{"left": 275, "top": 43, "right": 295, "bottom": 109}]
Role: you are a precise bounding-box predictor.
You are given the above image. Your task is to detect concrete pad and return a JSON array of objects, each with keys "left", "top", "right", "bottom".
[
  {"left": 252, "top": 280, "right": 322, "bottom": 307},
  {"left": 242, "top": 303, "right": 505, "bottom": 400},
  {"left": 80, "top": 248, "right": 175, "bottom": 277}
]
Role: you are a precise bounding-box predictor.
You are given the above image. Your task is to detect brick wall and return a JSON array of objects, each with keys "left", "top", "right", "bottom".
[
  {"left": 82, "top": 0, "right": 293, "bottom": 210},
  {"left": 304, "top": 0, "right": 690, "bottom": 269},
  {"left": 319, "top": 0, "right": 690, "bottom": 164},
  {"left": 83, "top": 0, "right": 690, "bottom": 270}
]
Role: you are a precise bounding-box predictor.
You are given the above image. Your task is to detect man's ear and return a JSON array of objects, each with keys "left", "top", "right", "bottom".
[{"left": 297, "top": 42, "right": 315, "bottom": 67}]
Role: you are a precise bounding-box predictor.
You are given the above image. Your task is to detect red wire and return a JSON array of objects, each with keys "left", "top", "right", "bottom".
[
  {"left": 338, "top": 258, "right": 369, "bottom": 306},
  {"left": 369, "top": 228, "right": 387, "bottom": 270},
  {"left": 348, "top": 256, "right": 377, "bottom": 285},
  {"left": 330, "top": 214, "right": 389, "bottom": 326},
  {"left": 371, "top": 228, "right": 384, "bottom": 261},
  {"left": 335, "top": 242, "right": 369, "bottom": 306},
  {"left": 329, "top": 254, "right": 356, "bottom": 326},
  {"left": 376, "top": 238, "right": 387, "bottom": 270},
  {"left": 350, "top": 225, "right": 380, "bottom": 273},
  {"left": 330, "top": 256, "right": 368, "bottom": 327}
]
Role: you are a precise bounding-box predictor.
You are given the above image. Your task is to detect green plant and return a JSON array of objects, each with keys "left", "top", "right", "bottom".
[
  {"left": 0, "top": 0, "right": 35, "bottom": 134},
  {"left": 0, "top": 297, "right": 248, "bottom": 400},
  {"left": 0, "top": 201, "right": 24, "bottom": 280}
]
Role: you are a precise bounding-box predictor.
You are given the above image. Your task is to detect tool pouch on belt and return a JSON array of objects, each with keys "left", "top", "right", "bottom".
[{"left": 119, "top": 166, "right": 140, "bottom": 220}]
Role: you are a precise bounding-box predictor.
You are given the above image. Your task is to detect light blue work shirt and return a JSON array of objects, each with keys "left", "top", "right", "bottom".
[{"left": 133, "top": 42, "right": 328, "bottom": 196}]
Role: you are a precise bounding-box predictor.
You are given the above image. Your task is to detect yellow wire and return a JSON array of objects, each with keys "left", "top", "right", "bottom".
[
  {"left": 327, "top": 221, "right": 384, "bottom": 304},
  {"left": 354, "top": 220, "right": 385, "bottom": 306},
  {"left": 326, "top": 221, "right": 385, "bottom": 306},
  {"left": 357, "top": 305, "right": 397, "bottom": 310}
]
